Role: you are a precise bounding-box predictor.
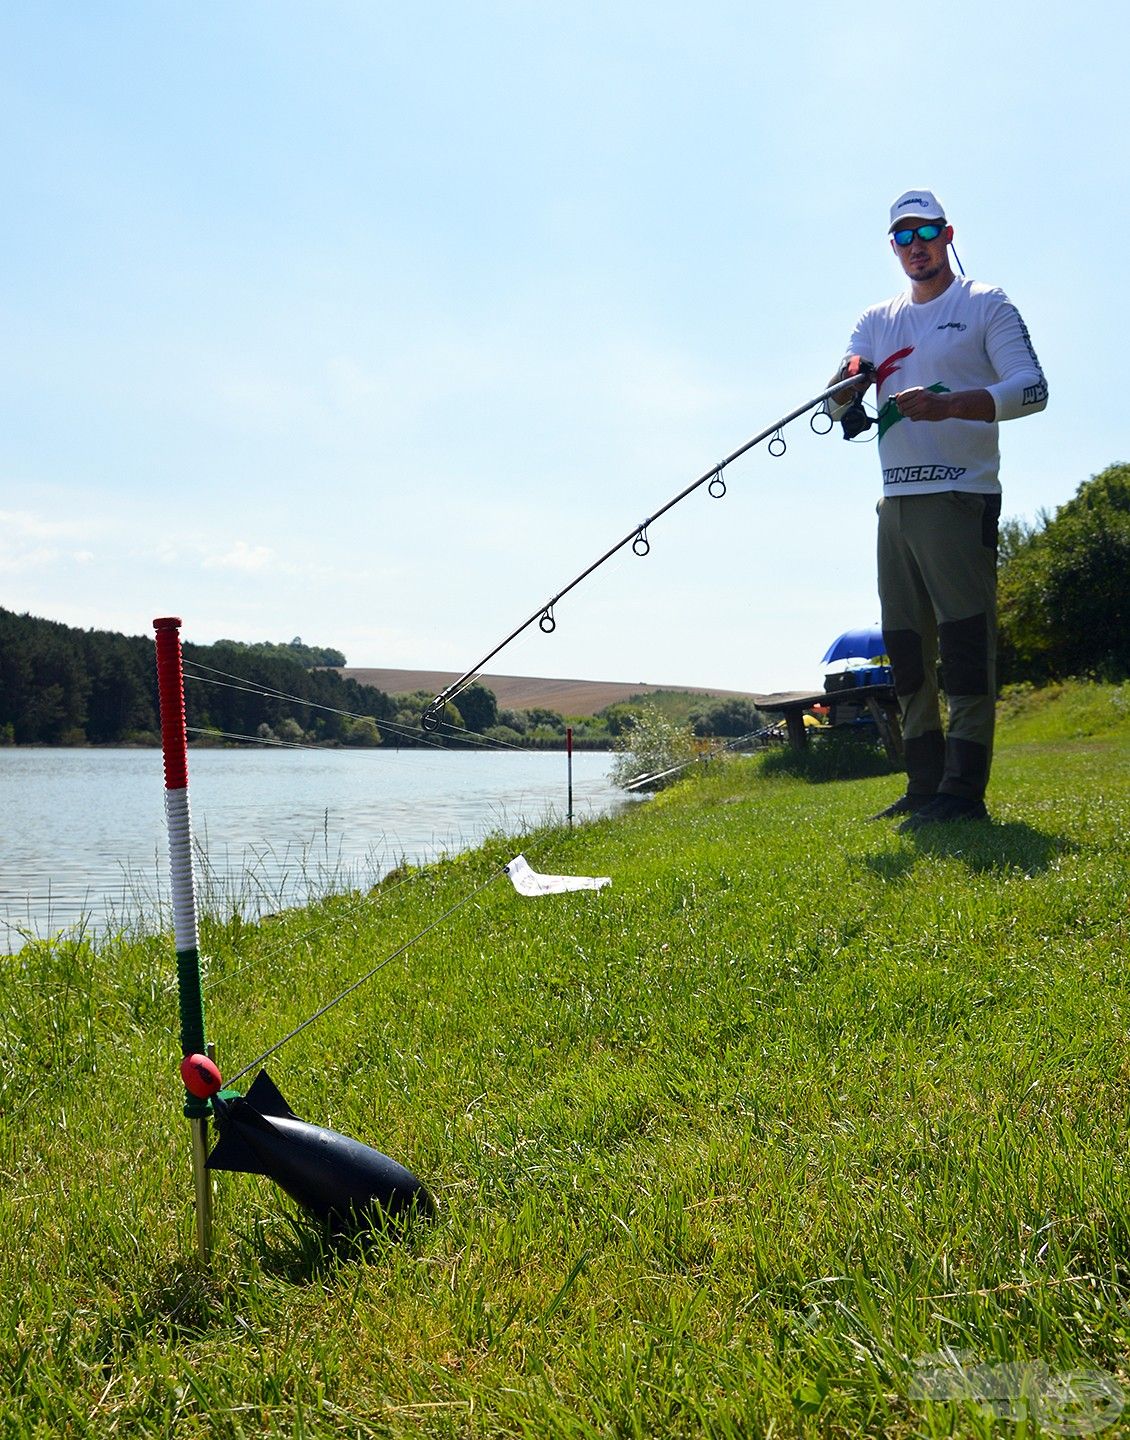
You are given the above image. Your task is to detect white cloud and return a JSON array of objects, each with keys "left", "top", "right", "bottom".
[
  {"left": 0, "top": 509, "right": 103, "bottom": 573},
  {"left": 201, "top": 540, "right": 274, "bottom": 572},
  {"left": 0, "top": 508, "right": 95, "bottom": 542},
  {"left": 0, "top": 544, "right": 61, "bottom": 574}
]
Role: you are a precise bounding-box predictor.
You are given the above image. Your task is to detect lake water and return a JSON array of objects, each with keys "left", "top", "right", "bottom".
[{"left": 0, "top": 746, "right": 624, "bottom": 953}]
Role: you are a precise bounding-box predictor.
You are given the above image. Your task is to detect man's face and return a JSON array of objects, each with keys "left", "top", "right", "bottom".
[{"left": 890, "top": 220, "right": 952, "bottom": 284}]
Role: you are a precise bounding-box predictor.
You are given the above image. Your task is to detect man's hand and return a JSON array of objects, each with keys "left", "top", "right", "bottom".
[
  {"left": 834, "top": 355, "right": 874, "bottom": 399},
  {"left": 894, "top": 387, "right": 995, "bottom": 422}
]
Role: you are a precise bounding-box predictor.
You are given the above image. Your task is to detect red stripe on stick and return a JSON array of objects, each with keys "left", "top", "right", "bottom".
[{"left": 153, "top": 616, "right": 189, "bottom": 791}]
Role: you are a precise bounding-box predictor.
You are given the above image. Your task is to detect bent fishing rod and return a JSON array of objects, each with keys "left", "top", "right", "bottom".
[{"left": 421, "top": 372, "right": 868, "bottom": 731}]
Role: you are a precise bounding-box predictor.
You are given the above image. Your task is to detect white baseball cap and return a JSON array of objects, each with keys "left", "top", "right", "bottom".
[{"left": 888, "top": 189, "right": 946, "bottom": 232}]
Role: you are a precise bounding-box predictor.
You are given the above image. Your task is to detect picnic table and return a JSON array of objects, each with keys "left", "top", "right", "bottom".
[{"left": 750, "top": 684, "right": 903, "bottom": 763}]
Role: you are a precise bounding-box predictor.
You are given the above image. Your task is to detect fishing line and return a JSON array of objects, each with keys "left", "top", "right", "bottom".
[
  {"left": 219, "top": 807, "right": 588, "bottom": 1085},
  {"left": 200, "top": 842, "right": 438, "bottom": 996},
  {"left": 421, "top": 375, "right": 864, "bottom": 731},
  {"left": 182, "top": 661, "right": 441, "bottom": 738},
  {"left": 201, "top": 784, "right": 585, "bottom": 1005},
  {"left": 223, "top": 866, "right": 505, "bottom": 1087},
  {"left": 176, "top": 718, "right": 573, "bottom": 942},
  {"left": 182, "top": 663, "right": 534, "bottom": 756},
  {"left": 177, "top": 717, "right": 529, "bottom": 921},
  {"left": 619, "top": 725, "right": 772, "bottom": 792},
  {"left": 186, "top": 725, "right": 327, "bottom": 752},
  {"left": 184, "top": 660, "right": 365, "bottom": 712},
  {"left": 185, "top": 720, "right": 474, "bottom": 758},
  {"left": 182, "top": 663, "right": 452, "bottom": 749},
  {"left": 187, "top": 715, "right": 467, "bottom": 755}
]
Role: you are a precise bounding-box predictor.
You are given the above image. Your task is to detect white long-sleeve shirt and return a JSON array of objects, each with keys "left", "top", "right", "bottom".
[{"left": 843, "top": 275, "right": 1047, "bottom": 496}]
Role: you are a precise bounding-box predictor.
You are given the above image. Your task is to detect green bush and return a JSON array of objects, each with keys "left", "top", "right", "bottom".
[
  {"left": 688, "top": 696, "right": 766, "bottom": 737},
  {"left": 999, "top": 463, "right": 1130, "bottom": 682},
  {"left": 610, "top": 703, "right": 697, "bottom": 790}
]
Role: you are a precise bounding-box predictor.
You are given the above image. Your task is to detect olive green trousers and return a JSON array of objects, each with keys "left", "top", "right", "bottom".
[{"left": 877, "top": 491, "right": 1001, "bottom": 802}]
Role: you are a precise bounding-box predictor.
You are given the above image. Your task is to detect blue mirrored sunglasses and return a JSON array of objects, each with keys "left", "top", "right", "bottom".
[{"left": 892, "top": 223, "right": 946, "bottom": 247}]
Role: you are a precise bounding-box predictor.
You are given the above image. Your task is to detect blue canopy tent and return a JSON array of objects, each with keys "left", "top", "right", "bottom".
[{"left": 821, "top": 625, "right": 887, "bottom": 665}]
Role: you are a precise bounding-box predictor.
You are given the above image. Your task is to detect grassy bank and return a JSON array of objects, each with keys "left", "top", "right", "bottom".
[{"left": 3, "top": 685, "right": 1129, "bottom": 1436}]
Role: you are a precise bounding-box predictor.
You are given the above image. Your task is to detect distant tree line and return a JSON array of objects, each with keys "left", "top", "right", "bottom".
[
  {"left": 214, "top": 636, "right": 347, "bottom": 669},
  {"left": 0, "top": 611, "right": 401, "bottom": 747},
  {"left": 1, "top": 610, "right": 156, "bottom": 746},
  {"left": 0, "top": 608, "right": 777, "bottom": 751}
]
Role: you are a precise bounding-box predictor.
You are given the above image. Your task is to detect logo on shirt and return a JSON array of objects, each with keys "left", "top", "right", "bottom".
[
  {"left": 1023, "top": 380, "right": 1048, "bottom": 406},
  {"left": 883, "top": 464, "right": 968, "bottom": 486},
  {"left": 876, "top": 346, "right": 915, "bottom": 389},
  {"left": 936, "top": 321, "right": 967, "bottom": 332}
]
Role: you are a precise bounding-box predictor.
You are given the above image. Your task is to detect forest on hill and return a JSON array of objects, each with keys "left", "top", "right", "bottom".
[{"left": 0, "top": 615, "right": 398, "bottom": 748}]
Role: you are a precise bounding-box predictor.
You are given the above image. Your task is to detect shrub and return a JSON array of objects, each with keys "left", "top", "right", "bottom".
[
  {"left": 999, "top": 463, "right": 1130, "bottom": 683},
  {"left": 610, "top": 704, "right": 697, "bottom": 791},
  {"left": 688, "top": 696, "right": 766, "bottom": 737}
]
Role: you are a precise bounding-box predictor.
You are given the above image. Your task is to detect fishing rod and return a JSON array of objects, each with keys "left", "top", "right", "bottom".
[{"left": 421, "top": 373, "right": 867, "bottom": 732}]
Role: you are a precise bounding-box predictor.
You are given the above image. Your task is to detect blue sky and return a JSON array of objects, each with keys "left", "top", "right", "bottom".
[{"left": 2, "top": 2, "right": 1126, "bottom": 691}]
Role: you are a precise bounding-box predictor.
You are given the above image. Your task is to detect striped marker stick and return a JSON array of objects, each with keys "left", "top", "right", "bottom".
[{"left": 154, "top": 616, "right": 213, "bottom": 1259}]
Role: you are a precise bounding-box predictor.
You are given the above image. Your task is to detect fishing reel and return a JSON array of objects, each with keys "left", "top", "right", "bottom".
[
  {"left": 840, "top": 397, "right": 876, "bottom": 440},
  {"left": 838, "top": 357, "right": 877, "bottom": 441}
]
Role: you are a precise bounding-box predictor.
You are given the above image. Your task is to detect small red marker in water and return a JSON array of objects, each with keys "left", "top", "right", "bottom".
[{"left": 180, "top": 1052, "right": 223, "bottom": 1100}]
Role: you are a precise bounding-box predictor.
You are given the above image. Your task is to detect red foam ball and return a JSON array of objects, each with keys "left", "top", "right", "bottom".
[{"left": 180, "top": 1052, "right": 223, "bottom": 1099}]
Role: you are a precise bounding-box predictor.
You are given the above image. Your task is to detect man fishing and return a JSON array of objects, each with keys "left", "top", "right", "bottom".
[{"left": 831, "top": 189, "right": 1048, "bottom": 830}]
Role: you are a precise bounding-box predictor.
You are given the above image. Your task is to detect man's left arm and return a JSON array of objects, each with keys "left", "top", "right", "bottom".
[
  {"left": 893, "top": 290, "right": 1048, "bottom": 425},
  {"left": 981, "top": 293, "right": 1048, "bottom": 421},
  {"left": 893, "top": 387, "right": 995, "bottom": 422}
]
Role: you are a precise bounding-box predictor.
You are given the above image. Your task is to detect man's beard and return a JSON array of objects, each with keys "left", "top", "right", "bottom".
[{"left": 911, "top": 259, "right": 946, "bottom": 283}]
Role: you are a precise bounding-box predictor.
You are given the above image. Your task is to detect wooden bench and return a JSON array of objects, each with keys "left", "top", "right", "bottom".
[{"left": 750, "top": 685, "right": 903, "bottom": 764}]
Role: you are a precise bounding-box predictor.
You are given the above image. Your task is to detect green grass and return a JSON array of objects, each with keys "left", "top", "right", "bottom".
[
  {"left": 997, "top": 679, "right": 1130, "bottom": 744},
  {"left": 2, "top": 683, "right": 1129, "bottom": 1437}
]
